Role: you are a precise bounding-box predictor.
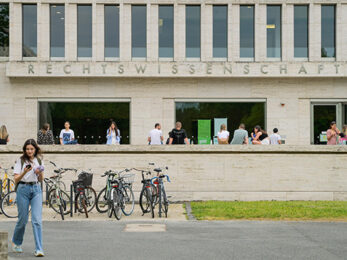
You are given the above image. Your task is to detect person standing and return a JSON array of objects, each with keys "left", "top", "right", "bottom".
[
  {"left": 106, "top": 121, "right": 121, "bottom": 145},
  {"left": 217, "top": 124, "right": 230, "bottom": 144},
  {"left": 169, "top": 122, "right": 189, "bottom": 145},
  {"left": 59, "top": 121, "right": 76, "bottom": 145},
  {"left": 230, "top": 123, "right": 249, "bottom": 145},
  {"left": 269, "top": 128, "right": 282, "bottom": 145},
  {"left": 0, "top": 125, "right": 9, "bottom": 144},
  {"left": 148, "top": 123, "right": 163, "bottom": 145},
  {"left": 327, "top": 121, "right": 340, "bottom": 145},
  {"left": 12, "top": 139, "right": 44, "bottom": 257},
  {"left": 37, "top": 123, "right": 54, "bottom": 145},
  {"left": 251, "top": 125, "right": 269, "bottom": 145}
]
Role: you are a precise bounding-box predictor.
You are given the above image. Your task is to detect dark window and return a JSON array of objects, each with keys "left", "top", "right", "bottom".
[
  {"left": 213, "top": 5, "right": 227, "bottom": 58},
  {"left": 22, "top": 4, "right": 37, "bottom": 57},
  {"left": 50, "top": 5, "right": 65, "bottom": 57},
  {"left": 267, "top": 5, "right": 281, "bottom": 58},
  {"left": 159, "top": 5, "right": 174, "bottom": 58},
  {"left": 105, "top": 5, "right": 119, "bottom": 58},
  {"left": 77, "top": 5, "right": 92, "bottom": 58},
  {"left": 132, "top": 5, "right": 146, "bottom": 58},
  {"left": 321, "top": 5, "right": 335, "bottom": 58},
  {"left": 186, "top": 5, "right": 200, "bottom": 58},
  {"left": 240, "top": 5, "right": 254, "bottom": 58},
  {"left": 39, "top": 102, "right": 130, "bottom": 144},
  {"left": 0, "top": 4, "right": 9, "bottom": 57},
  {"left": 294, "top": 5, "right": 308, "bottom": 58}
]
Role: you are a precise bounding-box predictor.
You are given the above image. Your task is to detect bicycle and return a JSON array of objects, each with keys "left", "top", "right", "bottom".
[
  {"left": 150, "top": 166, "right": 170, "bottom": 218},
  {"left": 0, "top": 166, "right": 15, "bottom": 195},
  {"left": 0, "top": 189, "right": 18, "bottom": 218},
  {"left": 72, "top": 171, "right": 96, "bottom": 218}
]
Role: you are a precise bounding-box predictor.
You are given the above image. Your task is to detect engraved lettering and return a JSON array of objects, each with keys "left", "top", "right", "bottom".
[
  {"left": 101, "top": 64, "right": 107, "bottom": 74},
  {"left": 118, "top": 64, "right": 124, "bottom": 74},
  {"left": 298, "top": 65, "right": 307, "bottom": 74},
  {"left": 83, "top": 64, "right": 90, "bottom": 74},
  {"left": 63, "top": 64, "right": 71, "bottom": 74},
  {"left": 28, "top": 64, "right": 34, "bottom": 74},
  {"left": 46, "top": 64, "right": 52, "bottom": 74},
  {"left": 318, "top": 64, "right": 324, "bottom": 74},
  {"left": 206, "top": 63, "right": 212, "bottom": 74},
  {"left": 260, "top": 65, "right": 268, "bottom": 74},
  {"left": 243, "top": 64, "right": 250, "bottom": 74},
  {"left": 280, "top": 64, "right": 287, "bottom": 74},
  {"left": 135, "top": 64, "right": 147, "bottom": 74},
  {"left": 334, "top": 64, "right": 340, "bottom": 74},
  {"left": 172, "top": 64, "right": 178, "bottom": 74},
  {"left": 223, "top": 64, "right": 232, "bottom": 74},
  {"left": 189, "top": 65, "right": 195, "bottom": 74}
]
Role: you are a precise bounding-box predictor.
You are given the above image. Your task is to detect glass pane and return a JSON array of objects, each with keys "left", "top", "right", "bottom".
[
  {"left": 105, "top": 5, "right": 119, "bottom": 58},
  {"left": 39, "top": 102, "right": 130, "bottom": 144},
  {"left": 213, "top": 5, "right": 227, "bottom": 58},
  {"left": 22, "top": 4, "right": 37, "bottom": 57},
  {"left": 132, "top": 5, "right": 146, "bottom": 58},
  {"left": 0, "top": 4, "right": 9, "bottom": 57},
  {"left": 321, "top": 5, "right": 335, "bottom": 58},
  {"left": 313, "top": 105, "right": 336, "bottom": 144},
  {"left": 159, "top": 5, "right": 174, "bottom": 58},
  {"left": 294, "top": 5, "right": 308, "bottom": 58},
  {"left": 77, "top": 5, "right": 92, "bottom": 58},
  {"left": 175, "top": 102, "right": 265, "bottom": 144},
  {"left": 240, "top": 5, "right": 254, "bottom": 58},
  {"left": 50, "top": 5, "right": 65, "bottom": 57},
  {"left": 186, "top": 5, "right": 200, "bottom": 58},
  {"left": 267, "top": 5, "right": 281, "bottom": 58}
]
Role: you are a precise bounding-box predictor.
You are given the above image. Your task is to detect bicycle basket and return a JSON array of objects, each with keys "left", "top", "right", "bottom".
[
  {"left": 121, "top": 173, "right": 135, "bottom": 184},
  {"left": 77, "top": 172, "right": 93, "bottom": 186}
]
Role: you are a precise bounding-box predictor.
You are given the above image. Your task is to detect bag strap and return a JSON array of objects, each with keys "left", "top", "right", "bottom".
[{"left": 20, "top": 157, "right": 42, "bottom": 169}]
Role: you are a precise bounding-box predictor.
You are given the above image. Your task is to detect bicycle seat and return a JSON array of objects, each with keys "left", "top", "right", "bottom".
[{"left": 154, "top": 168, "right": 162, "bottom": 173}]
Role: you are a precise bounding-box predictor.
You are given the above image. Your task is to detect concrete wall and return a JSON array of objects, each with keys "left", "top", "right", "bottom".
[{"left": 1, "top": 145, "right": 346, "bottom": 201}]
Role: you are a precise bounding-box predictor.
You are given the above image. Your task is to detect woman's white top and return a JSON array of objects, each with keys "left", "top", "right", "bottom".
[
  {"left": 13, "top": 158, "right": 44, "bottom": 182},
  {"left": 217, "top": 130, "right": 230, "bottom": 139}
]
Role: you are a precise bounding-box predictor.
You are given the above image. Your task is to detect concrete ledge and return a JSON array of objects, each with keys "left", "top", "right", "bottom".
[
  {"left": 1, "top": 145, "right": 346, "bottom": 154},
  {"left": 0, "top": 232, "right": 8, "bottom": 260}
]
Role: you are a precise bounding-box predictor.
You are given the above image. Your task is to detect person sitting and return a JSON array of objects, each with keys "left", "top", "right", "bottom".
[
  {"left": 230, "top": 123, "right": 249, "bottom": 145},
  {"left": 59, "top": 121, "right": 77, "bottom": 145},
  {"left": 0, "top": 125, "right": 9, "bottom": 145},
  {"left": 251, "top": 125, "right": 269, "bottom": 145},
  {"left": 37, "top": 123, "right": 54, "bottom": 145}
]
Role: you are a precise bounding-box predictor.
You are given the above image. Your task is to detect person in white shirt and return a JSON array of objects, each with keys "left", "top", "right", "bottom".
[
  {"left": 217, "top": 124, "right": 230, "bottom": 144},
  {"left": 148, "top": 123, "right": 163, "bottom": 145},
  {"left": 269, "top": 128, "right": 282, "bottom": 145},
  {"left": 59, "top": 121, "right": 76, "bottom": 145}
]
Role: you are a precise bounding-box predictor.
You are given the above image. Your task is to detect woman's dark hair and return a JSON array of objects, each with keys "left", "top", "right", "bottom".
[
  {"left": 254, "top": 125, "right": 267, "bottom": 135},
  {"left": 110, "top": 121, "right": 119, "bottom": 136},
  {"left": 330, "top": 121, "right": 336, "bottom": 128},
  {"left": 21, "top": 139, "right": 42, "bottom": 163}
]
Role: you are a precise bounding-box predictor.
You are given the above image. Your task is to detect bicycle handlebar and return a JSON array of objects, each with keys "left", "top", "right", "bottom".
[
  {"left": 101, "top": 168, "right": 131, "bottom": 177},
  {"left": 150, "top": 175, "right": 171, "bottom": 184}
]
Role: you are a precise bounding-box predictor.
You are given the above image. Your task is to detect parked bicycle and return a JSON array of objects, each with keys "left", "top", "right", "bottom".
[
  {"left": 150, "top": 166, "right": 170, "bottom": 218},
  {"left": 134, "top": 168, "right": 156, "bottom": 218},
  {"left": 0, "top": 166, "right": 15, "bottom": 194}
]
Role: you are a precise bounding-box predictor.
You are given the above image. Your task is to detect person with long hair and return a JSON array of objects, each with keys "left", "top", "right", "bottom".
[
  {"left": 327, "top": 121, "right": 340, "bottom": 145},
  {"left": 106, "top": 121, "right": 120, "bottom": 145},
  {"left": 0, "top": 125, "right": 9, "bottom": 144},
  {"left": 12, "top": 139, "right": 44, "bottom": 257},
  {"left": 37, "top": 123, "right": 54, "bottom": 145},
  {"left": 251, "top": 125, "right": 269, "bottom": 145},
  {"left": 217, "top": 124, "right": 229, "bottom": 144}
]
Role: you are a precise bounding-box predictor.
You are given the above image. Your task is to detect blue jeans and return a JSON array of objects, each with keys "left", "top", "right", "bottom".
[{"left": 12, "top": 183, "right": 43, "bottom": 252}]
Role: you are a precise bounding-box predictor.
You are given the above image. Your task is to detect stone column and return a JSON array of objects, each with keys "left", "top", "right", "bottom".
[
  {"left": 282, "top": 4, "right": 294, "bottom": 61},
  {"left": 37, "top": 3, "right": 50, "bottom": 61},
  {"left": 120, "top": 4, "right": 131, "bottom": 61},
  {"left": 336, "top": 4, "right": 347, "bottom": 61},
  {"left": 174, "top": 4, "right": 185, "bottom": 61},
  {"left": 9, "top": 3, "right": 22, "bottom": 61},
  {"left": 0, "top": 232, "right": 8, "bottom": 260},
  {"left": 309, "top": 4, "right": 321, "bottom": 61},
  {"left": 255, "top": 4, "right": 266, "bottom": 61},
  {"left": 66, "top": 4, "right": 77, "bottom": 61},
  {"left": 94, "top": 4, "right": 104, "bottom": 61},
  {"left": 147, "top": 4, "right": 158, "bottom": 61},
  {"left": 231, "top": 4, "right": 239, "bottom": 61},
  {"left": 201, "top": 3, "right": 211, "bottom": 61}
]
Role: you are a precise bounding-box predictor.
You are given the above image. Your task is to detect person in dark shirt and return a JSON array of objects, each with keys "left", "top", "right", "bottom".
[
  {"left": 169, "top": 122, "right": 189, "bottom": 145},
  {"left": 37, "top": 123, "right": 55, "bottom": 145}
]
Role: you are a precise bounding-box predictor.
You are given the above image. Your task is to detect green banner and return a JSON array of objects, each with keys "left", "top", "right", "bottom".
[{"left": 198, "top": 120, "right": 211, "bottom": 144}]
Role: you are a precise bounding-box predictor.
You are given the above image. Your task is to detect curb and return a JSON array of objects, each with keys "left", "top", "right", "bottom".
[{"left": 185, "top": 202, "right": 196, "bottom": 221}]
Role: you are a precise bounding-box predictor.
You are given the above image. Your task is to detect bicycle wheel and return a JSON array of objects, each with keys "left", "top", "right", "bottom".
[
  {"left": 113, "top": 189, "right": 122, "bottom": 220},
  {"left": 121, "top": 185, "right": 135, "bottom": 216},
  {"left": 75, "top": 187, "right": 97, "bottom": 213},
  {"left": 139, "top": 187, "right": 150, "bottom": 213},
  {"left": 161, "top": 188, "right": 168, "bottom": 218},
  {"left": 1, "top": 191, "right": 17, "bottom": 218},
  {"left": 96, "top": 187, "right": 108, "bottom": 213},
  {"left": 2, "top": 179, "right": 15, "bottom": 193},
  {"left": 48, "top": 189, "right": 71, "bottom": 215},
  {"left": 56, "top": 181, "right": 66, "bottom": 191}
]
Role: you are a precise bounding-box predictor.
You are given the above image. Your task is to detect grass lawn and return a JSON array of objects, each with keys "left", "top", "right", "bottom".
[{"left": 190, "top": 201, "right": 347, "bottom": 221}]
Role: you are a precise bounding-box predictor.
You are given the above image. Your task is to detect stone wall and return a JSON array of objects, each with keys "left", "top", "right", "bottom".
[{"left": 1, "top": 145, "right": 346, "bottom": 201}]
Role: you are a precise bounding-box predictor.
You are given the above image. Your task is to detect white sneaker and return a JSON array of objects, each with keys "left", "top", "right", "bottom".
[
  {"left": 34, "top": 250, "right": 45, "bottom": 257},
  {"left": 12, "top": 242, "right": 23, "bottom": 253}
]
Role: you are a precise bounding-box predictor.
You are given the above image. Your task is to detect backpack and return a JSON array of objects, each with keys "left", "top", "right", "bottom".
[{"left": 15, "top": 157, "right": 42, "bottom": 192}]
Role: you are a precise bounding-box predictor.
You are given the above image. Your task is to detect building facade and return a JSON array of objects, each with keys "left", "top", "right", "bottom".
[{"left": 0, "top": 0, "right": 347, "bottom": 145}]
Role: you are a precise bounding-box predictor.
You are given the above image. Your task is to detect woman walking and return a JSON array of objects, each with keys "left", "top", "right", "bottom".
[
  {"left": 251, "top": 125, "right": 269, "bottom": 145},
  {"left": 12, "top": 139, "right": 44, "bottom": 257},
  {"left": 0, "top": 125, "right": 9, "bottom": 144},
  {"left": 37, "top": 123, "right": 54, "bottom": 145},
  {"left": 106, "top": 121, "right": 121, "bottom": 145}
]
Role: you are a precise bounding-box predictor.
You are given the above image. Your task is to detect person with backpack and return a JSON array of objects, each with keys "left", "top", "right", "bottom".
[
  {"left": 168, "top": 122, "right": 189, "bottom": 145},
  {"left": 12, "top": 139, "right": 44, "bottom": 257}
]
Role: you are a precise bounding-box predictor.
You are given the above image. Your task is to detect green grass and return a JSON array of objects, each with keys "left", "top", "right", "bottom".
[{"left": 190, "top": 201, "right": 347, "bottom": 221}]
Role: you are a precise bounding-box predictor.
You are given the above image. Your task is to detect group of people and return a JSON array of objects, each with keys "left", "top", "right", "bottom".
[
  {"left": 218, "top": 123, "right": 281, "bottom": 145},
  {"left": 327, "top": 121, "right": 347, "bottom": 145}
]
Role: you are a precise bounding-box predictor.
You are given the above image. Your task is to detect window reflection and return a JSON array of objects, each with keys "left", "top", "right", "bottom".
[
  {"left": 23, "top": 4, "right": 37, "bottom": 57},
  {"left": 77, "top": 5, "right": 92, "bottom": 58},
  {"left": 321, "top": 5, "right": 335, "bottom": 58},
  {"left": 132, "top": 5, "right": 147, "bottom": 58},
  {"left": 159, "top": 5, "right": 174, "bottom": 58},
  {"left": 267, "top": 5, "right": 281, "bottom": 58},
  {"left": 294, "top": 5, "right": 308, "bottom": 58},
  {"left": 0, "top": 4, "right": 9, "bottom": 57},
  {"left": 50, "top": 5, "right": 65, "bottom": 58},
  {"left": 186, "top": 5, "right": 200, "bottom": 58},
  {"left": 213, "top": 5, "right": 227, "bottom": 58},
  {"left": 105, "top": 5, "right": 119, "bottom": 58},
  {"left": 240, "top": 5, "right": 254, "bottom": 58}
]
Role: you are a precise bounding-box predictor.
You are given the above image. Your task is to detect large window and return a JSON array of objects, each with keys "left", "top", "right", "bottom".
[
  {"left": 321, "top": 5, "right": 335, "bottom": 58},
  {"left": 105, "top": 5, "right": 119, "bottom": 58},
  {"left": 132, "top": 5, "right": 146, "bottom": 58},
  {"left": 50, "top": 5, "right": 65, "bottom": 58},
  {"left": 0, "top": 4, "right": 9, "bottom": 57},
  {"left": 294, "top": 5, "right": 308, "bottom": 58},
  {"left": 267, "top": 5, "right": 281, "bottom": 58},
  {"left": 22, "top": 4, "right": 37, "bottom": 57},
  {"left": 176, "top": 102, "right": 265, "bottom": 144},
  {"left": 213, "top": 5, "right": 227, "bottom": 58},
  {"left": 159, "top": 5, "right": 174, "bottom": 58},
  {"left": 77, "top": 5, "right": 92, "bottom": 58},
  {"left": 39, "top": 102, "right": 130, "bottom": 144},
  {"left": 186, "top": 5, "right": 200, "bottom": 58},
  {"left": 240, "top": 5, "right": 254, "bottom": 58}
]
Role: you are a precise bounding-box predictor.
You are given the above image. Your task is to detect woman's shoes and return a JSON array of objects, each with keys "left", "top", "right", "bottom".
[
  {"left": 11, "top": 242, "right": 23, "bottom": 253},
  {"left": 34, "top": 250, "right": 45, "bottom": 257}
]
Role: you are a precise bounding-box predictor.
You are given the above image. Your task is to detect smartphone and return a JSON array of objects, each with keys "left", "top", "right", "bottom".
[{"left": 25, "top": 164, "right": 32, "bottom": 169}]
